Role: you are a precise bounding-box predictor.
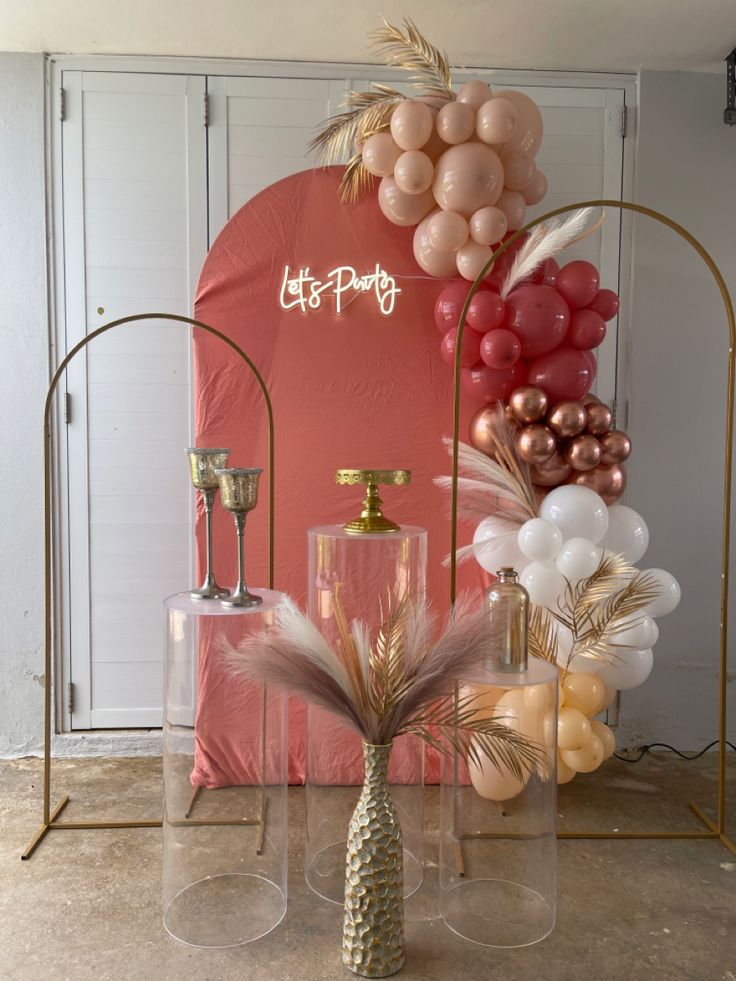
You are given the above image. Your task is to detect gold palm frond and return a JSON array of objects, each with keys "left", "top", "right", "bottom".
[
  {"left": 370, "top": 16, "right": 454, "bottom": 100},
  {"left": 308, "top": 85, "right": 404, "bottom": 167},
  {"left": 527, "top": 604, "right": 559, "bottom": 664},
  {"left": 339, "top": 152, "right": 375, "bottom": 205},
  {"left": 574, "top": 570, "right": 660, "bottom": 663}
]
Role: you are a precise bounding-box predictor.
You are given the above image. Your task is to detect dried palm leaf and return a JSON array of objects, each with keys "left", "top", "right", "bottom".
[
  {"left": 309, "top": 85, "right": 404, "bottom": 168},
  {"left": 527, "top": 604, "right": 559, "bottom": 664},
  {"left": 370, "top": 16, "right": 453, "bottom": 100}
]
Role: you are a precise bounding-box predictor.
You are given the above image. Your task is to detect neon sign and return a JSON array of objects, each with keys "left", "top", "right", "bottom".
[{"left": 278, "top": 264, "right": 402, "bottom": 317}]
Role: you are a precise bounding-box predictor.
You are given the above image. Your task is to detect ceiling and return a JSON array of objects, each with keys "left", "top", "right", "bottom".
[{"left": 0, "top": 0, "right": 733, "bottom": 74}]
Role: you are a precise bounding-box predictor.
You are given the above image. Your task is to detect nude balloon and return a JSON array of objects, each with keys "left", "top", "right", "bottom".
[
  {"left": 456, "top": 241, "right": 494, "bottom": 281},
  {"left": 427, "top": 209, "right": 469, "bottom": 252},
  {"left": 361, "top": 132, "right": 401, "bottom": 177},
  {"left": 591, "top": 721, "right": 616, "bottom": 760},
  {"left": 468, "top": 750, "right": 527, "bottom": 801},
  {"left": 557, "top": 753, "right": 576, "bottom": 785},
  {"left": 557, "top": 706, "right": 592, "bottom": 751},
  {"left": 522, "top": 169, "right": 548, "bottom": 205},
  {"left": 390, "top": 99, "right": 434, "bottom": 151},
  {"left": 378, "top": 177, "right": 435, "bottom": 227},
  {"left": 457, "top": 79, "right": 494, "bottom": 110},
  {"left": 562, "top": 673, "right": 606, "bottom": 717},
  {"left": 433, "top": 143, "right": 505, "bottom": 217},
  {"left": 413, "top": 214, "right": 460, "bottom": 277},
  {"left": 476, "top": 97, "right": 518, "bottom": 145},
  {"left": 393, "top": 149, "right": 434, "bottom": 195},
  {"left": 469, "top": 206, "right": 508, "bottom": 246},
  {"left": 499, "top": 90, "right": 544, "bottom": 157},
  {"left": 500, "top": 149, "right": 535, "bottom": 191},
  {"left": 496, "top": 188, "right": 527, "bottom": 230},
  {"left": 561, "top": 732, "right": 605, "bottom": 773},
  {"left": 436, "top": 100, "right": 476, "bottom": 144}
]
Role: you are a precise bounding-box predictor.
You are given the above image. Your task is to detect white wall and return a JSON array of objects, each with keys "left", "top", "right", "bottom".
[{"left": 619, "top": 70, "right": 736, "bottom": 747}]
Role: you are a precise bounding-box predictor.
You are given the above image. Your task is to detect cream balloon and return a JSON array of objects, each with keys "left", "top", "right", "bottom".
[
  {"left": 555, "top": 537, "right": 602, "bottom": 581},
  {"left": 475, "top": 97, "right": 518, "bottom": 145},
  {"left": 562, "top": 672, "right": 606, "bottom": 716},
  {"left": 522, "top": 169, "right": 548, "bottom": 205},
  {"left": 456, "top": 241, "right": 494, "bottom": 282},
  {"left": 432, "top": 143, "right": 505, "bottom": 217},
  {"left": 643, "top": 569, "right": 681, "bottom": 617},
  {"left": 390, "top": 99, "right": 434, "bottom": 151},
  {"left": 378, "top": 177, "right": 435, "bottom": 227},
  {"left": 496, "top": 188, "right": 527, "bottom": 230},
  {"left": 469, "top": 205, "right": 508, "bottom": 246},
  {"left": 561, "top": 732, "right": 604, "bottom": 773},
  {"left": 500, "top": 148, "right": 535, "bottom": 191},
  {"left": 473, "top": 516, "right": 529, "bottom": 574},
  {"left": 520, "top": 561, "right": 565, "bottom": 607},
  {"left": 556, "top": 645, "right": 601, "bottom": 676},
  {"left": 524, "top": 682, "right": 553, "bottom": 713},
  {"left": 457, "top": 79, "right": 494, "bottom": 110},
  {"left": 499, "top": 90, "right": 544, "bottom": 157},
  {"left": 539, "top": 485, "right": 609, "bottom": 544},
  {"left": 591, "top": 720, "right": 616, "bottom": 760},
  {"left": 413, "top": 213, "right": 460, "bottom": 277},
  {"left": 557, "top": 706, "right": 591, "bottom": 751},
  {"left": 609, "top": 615, "right": 659, "bottom": 649},
  {"left": 598, "top": 647, "right": 654, "bottom": 691},
  {"left": 393, "top": 149, "right": 434, "bottom": 195},
  {"left": 599, "top": 505, "right": 649, "bottom": 564},
  {"left": 517, "top": 518, "right": 563, "bottom": 562},
  {"left": 361, "top": 132, "right": 401, "bottom": 177},
  {"left": 427, "top": 209, "right": 469, "bottom": 253},
  {"left": 436, "top": 100, "right": 476, "bottom": 144},
  {"left": 557, "top": 753, "right": 576, "bottom": 785}
]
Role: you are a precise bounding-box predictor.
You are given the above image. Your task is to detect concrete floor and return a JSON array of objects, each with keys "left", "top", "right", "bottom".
[{"left": 1, "top": 755, "right": 735, "bottom": 981}]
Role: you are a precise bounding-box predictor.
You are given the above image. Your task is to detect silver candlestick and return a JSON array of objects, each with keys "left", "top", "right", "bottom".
[
  {"left": 215, "top": 467, "right": 263, "bottom": 608},
  {"left": 186, "top": 447, "right": 231, "bottom": 600}
]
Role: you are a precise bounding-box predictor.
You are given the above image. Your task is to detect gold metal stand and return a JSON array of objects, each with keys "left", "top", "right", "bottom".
[
  {"left": 22, "top": 313, "right": 275, "bottom": 860},
  {"left": 450, "top": 200, "right": 735, "bottom": 855}
]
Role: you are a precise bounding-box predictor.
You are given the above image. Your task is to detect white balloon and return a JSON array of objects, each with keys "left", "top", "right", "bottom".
[
  {"left": 520, "top": 561, "right": 565, "bottom": 607},
  {"left": 609, "top": 615, "right": 659, "bottom": 649},
  {"left": 643, "top": 568, "right": 681, "bottom": 617},
  {"left": 539, "top": 485, "right": 609, "bottom": 545},
  {"left": 600, "top": 505, "right": 649, "bottom": 564},
  {"left": 555, "top": 538, "right": 602, "bottom": 581},
  {"left": 517, "top": 517, "right": 563, "bottom": 562},
  {"left": 598, "top": 647, "right": 653, "bottom": 691},
  {"left": 556, "top": 644, "right": 601, "bottom": 676},
  {"left": 473, "top": 517, "right": 528, "bottom": 575}
]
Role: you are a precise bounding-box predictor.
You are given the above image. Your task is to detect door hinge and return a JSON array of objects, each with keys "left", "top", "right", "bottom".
[
  {"left": 68, "top": 682, "right": 75, "bottom": 715},
  {"left": 63, "top": 392, "right": 72, "bottom": 424},
  {"left": 59, "top": 87, "right": 65, "bottom": 122},
  {"left": 621, "top": 104, "right": 628, "bottom": 138},
  {"left": 203, "top": 92, "right": 209, "bottom": 127}
]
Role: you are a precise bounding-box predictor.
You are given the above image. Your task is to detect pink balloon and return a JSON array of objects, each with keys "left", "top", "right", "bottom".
[
  {"left": 469, "top": 206, "right": 508, "bottom": 246},
  {"left": 421, "top": 124, "right": 450, "bottom": 162},
  {"left": 390, "top": 99, "right": 434, "bottom": 151},
  {"left": 427, "top": 210, "right": 469, "bottom": 252},
  {"left": 436, "top": 101, "right": 476, "bottom": 145},
  {"left": 467, "top": 291, "right": 506, "bottom": 333},
  {"left": 457, "top": 242, "right": 494, "bottom": 282},
  {"left": 393, "top": 149, "right": 434, "bottom": 195},
  {"left": 434, "top": 282, "right": 471, "bottom": 334},
  {"left": 588, "top": 288, "right": 620, "bottom": 321},
  {"left": 433, "top": 143, "right": 504, "bottom": 217},
  {"left": 362, "top": 132, "right": 401, "bottom": 177},
  {"left": 378, "top": 177, "right": 435, "bottom": 227},
  {"left": 526, "top": 346, "right": 596, "bottom": 402},
  {"left": 500, "top": 149, "right": 535, "bottom": 191},
  {"left": 556, "top": 261, "right": 600, "bottom": 309},
  {"left": 499, "top": 90, "right": 544, "bottom": 157},
  {"left": 504, "top": 284, "right": 570, "bottom": 357},
  {"left": 522, "top": 168, "right": 548, "bottom": 205},
  {"left": 496, "top": 188, "right": 527, "bottom": 230},
  {"left": 462, "top": 361, "right": 527, "bottom": 403},
  {"left": 456, "top": 80, "right": 494, "bottom": 110},
  {"left": 441, "top": 326, "right": 482, "bottom": 367},
  {"left": 480, "top": 328, "right": 522, "bottom": 369},
  {"left": 567, "top": 309, "right": 607, "bottom": 350},
  {"left": 476, "top": 97, "right": 518, "bottom": 145},
  {"left": 413, "top": 214, "right": 460, "bottom": 277}
]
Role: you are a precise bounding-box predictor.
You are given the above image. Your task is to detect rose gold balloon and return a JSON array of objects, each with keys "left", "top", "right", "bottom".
[
  {"left": 599, "top": 429, "right": 632, "bottom": 465},
  {"left": 378, "top": 177, "right": 435, "bottom": 227},
  {"left": 509, "top": 385, "right": 549, "bottom": 423},
  {"left": 470, "top": 405, "right": 505, "bottom": 456},
  {"left": 469, "top": 205, "right": 508, "bottom": 246},
  {"left": 390, "top": 99, "right": 434, "bottom": 151},
  {"left": 456, "top": 241, "right": 493, "bottom": 282},
  {"left": 393, "top": 149, "right": 434, "bottom": 195},
  {"left": 582, "top": 393, "right": 601, "bottom": 406},
  {"left": 496, "top": 188, "right": 527, "bottom": 230},
  {"left": 568, "top": 463, "right": 627, "bottom": 504},
  {"left": 585, "top": 402, "right": 613, "bottom": 435},
  {"left": 427, "top": 209, "right": 469, "bottom": 253},
  {"left": 500, "top": 149, "right": 535, "bottom": 191},
  {"left": 457, "top": 79, "right": 493, "bottom": 111},
  {"left": 522, "top": 168, "right": 548, "bottom": 205},
  {"left": 476, "top": 97, "right": 518, "bottom": 145},
  {"left": 517, "top": 424, "right": 556, "bottom": 464},
  {"left": 531, "top": 449, "right": 571, "bottom": 487},
  {"left": 566, "top": 433, "right": 602, "bottom": 472},
  {"left": 547, "top": 401, "right": 586, "bottom": 438},
  {"left": 413, "top": 212, "right": 460, "bottom": 277},
  {"left": 436, "top": 100, "right": 476, "bottom": 145},
  {"left": 362, "top": 132, "right": 401, "bottom": 177},
  {"left": 433, "top": 143, "right": 505, "bottom": 217},
  {"left": 500, "top": 90, "right": 544, "bottom": 157}
]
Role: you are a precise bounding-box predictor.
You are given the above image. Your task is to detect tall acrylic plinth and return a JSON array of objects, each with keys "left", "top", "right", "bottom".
[
  {"left": 439, "top": 658, "right": 558, "bottom": 948},
  {"left": 305, "top": 525, "right": 427, "bottom": 903},
  {"left": 163, "top": 591, "right": 288, "bottom": 948}
]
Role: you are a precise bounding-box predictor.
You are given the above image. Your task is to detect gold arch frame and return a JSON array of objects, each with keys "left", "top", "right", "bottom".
[
  {"left": 450, "top": 200, "right": 735, "bottom": 854},
  {"left": 22, "top": 313, "right": 275, "bottom": 859}
]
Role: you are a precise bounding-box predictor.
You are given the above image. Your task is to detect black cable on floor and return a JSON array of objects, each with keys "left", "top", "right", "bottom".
[{"left": 614, "top": 740, "right": 736, "bottom": 763}]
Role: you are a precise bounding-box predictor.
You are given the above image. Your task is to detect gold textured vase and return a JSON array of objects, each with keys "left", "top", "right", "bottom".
[{"left": 343, "top": 742, "right": 405, "bottom": 978}]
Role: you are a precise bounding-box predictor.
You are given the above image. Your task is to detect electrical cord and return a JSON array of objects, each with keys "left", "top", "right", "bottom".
[{"left": 614, "top": 740, "right": 736, "bottom": 763}]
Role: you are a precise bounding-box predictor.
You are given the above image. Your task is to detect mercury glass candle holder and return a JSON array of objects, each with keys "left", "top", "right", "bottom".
[
  {"left": 216, "top": 467, "right": 263, "bottom": 608},
  {"left": 186, "top": 447, "right": 231, "bottom": 600}
]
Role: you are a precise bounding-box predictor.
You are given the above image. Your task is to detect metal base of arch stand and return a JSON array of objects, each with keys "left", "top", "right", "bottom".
[
  {"left": 21, "top": 313, "right": 275, "bottom": 860},
  {"left": 449, "top": 199, "right": 735, "bottom": 858}
]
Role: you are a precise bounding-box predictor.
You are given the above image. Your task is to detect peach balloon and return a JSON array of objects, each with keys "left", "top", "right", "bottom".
[
  {"left": 378, "top": 177, "right": 435, "bottom": 227},
  {"left": 542, "top": 710, "right": 557, "bottom": 748},
  {"left": 500, "top": 90, "right": 544, "bottom": 157},
  {"left": 456, "top": 241, "right": 494, "bottom": 282},
  {"left": 557, "top": 706, "right": 591, "bottom": 751},
  {"left": 469, "top": 404, "right": 504, "bottom": 456},
  {"left": 531, "top": 449, "right": 571, "bottom": 487},
  {"left": 461, "top": 682, "right": 506, "bottom": 719},
  {"left": 500, "top": 149, "right": 535, "bottom": 191},
  {"left": 457, "top": 79, "right": 494, "bottom": 110},
  {"left": 599, "top": 429, "right": 632, "bottom": 465},
  {"left": 468, "top": 751, "right": 527, "bottom": 801},
  {"left": 469, "top": 206, "right": 508, "bottom": 246},
  {"left": 496, "top": 188, "right": 527, "bottom": 230},
  {"left": 566, "top": 433, "right": 602, "bottom": 472},
  {"left": 436, "top": 100, "right": 476, "bottom": 144},
  {"left": 433, "top": 143, "right": 505, "bottom": 217},
  {"left": 585, "top": 402, "right": 613, "bottom": 435},
  {"left": 509, "top": 385, "right": 549, "bottom": 423},
  {"left": 393, "top": 149, "right": 434, "bottom": 195},
  {"left": 422, "top": 123, "right": 450, "bottom": 161},
  {"left": 600, "top": 684, "right": 618, "bottom": 710},
  {"left": 591, "top": 720, "right": 616, "bottom": 760},
  {"left": 524, "top": 683, "right": 553, "bottom": 713},
  {"left": 362, "top": 132, "right": 401, "bottom": 177},
  {"left": 476, "top": 97, "right": 518, "bottom": 145},
  {"left": 413, "top": 213, "right": 460, "bottom": 277},
  {"left": 557, "top": 753, "right": 576, "bottom": 785},
  {"left": 561, "top": 732, "right": 604, "bottom": 773},
  {"left": 562, "top": 673, "right": 606, "bottom": 717},
  {"left": 522, "top": 169, "right": 548, "bottom": 205},
  {"left": 569, "top": 463, "right": 627, "bottom": 504},
  {"left": 547, "top": 401, "right": 586, "bottom": 438},
  {"left": 517, "top": 424, "right": 556, "bottom": 464},
  {"left": 390, "top": 99, "right": 434, "bottom": 150},
  {"left": 427, "top": 209, "right": 469, "bottom": 253}
]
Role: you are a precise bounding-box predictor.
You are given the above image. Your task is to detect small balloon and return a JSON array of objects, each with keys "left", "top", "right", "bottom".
[
  {"left": 480, "top": 328, "right": 522, "bottom": 369},
  {"left": 434, "top": 281, "right": 471, "bottom": 334},
  {"left": 561, "top": 732, "right": 604, "bottom": 773},
  {"left": 563, "top": 673, "right": 606, "bottom": 717},
  {"left": 588, "top": 288, "right": 619, "bottom": 321},
  {"left": 556, "top": 261, "right": 600, "bottom": 310},
  {"left": 504, "top": 285, "right": 571, "bottom": 357},
  {"left": 591, "top": 720, "right": 616, "bottom": 760},
  {"left": 557, "top": 753, "right": 576, "bottom": 785},
  {"left": 473, "top": 516, "right": 529, "bottom": 573},
  {"left": 585, "top": 402, "right": 613, "bottom": 435},
  {"left": 568, "top": 309, "right": 607, "bottom": 351},
  {"left": 530, "top": 449, "right": 571, "bottom": 487},
  {"left": 568, "top": 463, "right": 627, "bottom": 505},
  {"left": 436, "top": 100, "right": 476, "bottom": 144},
  {"left": 361, "top": 132, "right": 401, "bottom": 177},
  {"left": 526, "top": 346, "right": 596, "bottom": 403},
  {"left": 413, "top": 213, "right": 461, "bottom": 277},
  {"left": 378, "top": 177, "right": 435, "bottom": 227},
  {"left": 556, "top": 537, "right": 602, "bottom": 580},
  {"left": 557, "top": 706, "right": 592, "bottom": 751},
  {"left": 500, "top": 148, "right": 535, "bottom": 191},
  {"left": 547, "top": 400, "right": 586, "bottom": 438},
  {"left": 499, "top": 90, "right": 544, "bottom": 157},
  {"left": 390, "top": 99, "right": 434, "bottom": 150},
  {"left": 457, "top": 241, "right": 494, "bottom": 282},
  {"left": 520, "top": 561, "right": 565, "bottom": 607},
  {"left": 508, "top": 384, "right": 549, "bottom": 423},
  {"left": 467, "top": 290, "right": 506, "bottom": 333},
  {"left": 599, "top": 429, "right": 631, "bottom": 465},
  {"left": 457, "top": 79, "right": 494, "bottom": 110},
  {"left": 462, "top": 361, "right": 526, "bottom": 404},
  {"left": 469, "top": 404, "right": 504, "bottom": 456},
  {"left": 469, "top": 206, "right": 508, "bottom": 246},
  {"left": 539, "top": 485, "right": 609, "bottom": 544},
  {"left": 393, "top": 149, "right": 434, "bottom": 195},
  {"left": 475, "top": 96, "right": 518, "bottom": 144},
  {"left": 517, "top": 518, "right": 563, "bottom": 562},
  {"left": 522, "top": 168, "right": 548, "bottom": 205},
  {"left": 440, "top": 326, "right": 482, "bottom": 368},
  {"left": 643, "top": 569, "right": 682, "bottom": 617},
  {"left": 496, "top": 188, "right": 527, "bottom": 230},
  {"left": 427, "top": 209, "right": 469, "bottom": 252},
  {"left": 433, "top": 143, "right": 505, "bottom": 216},
  {"left": 517, "top": 424, "right": 556, "bottom": 464},
  {"left": 468, "top": 747, "right": 527, "bottom": 801},
  {"left": 566, "top": 433, "right": 602, "bottom": 472}
]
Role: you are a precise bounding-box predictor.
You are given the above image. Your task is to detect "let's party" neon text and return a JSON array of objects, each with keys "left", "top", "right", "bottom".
[{"left": 278, "top": 264, "right": 402, "bottom": 317}]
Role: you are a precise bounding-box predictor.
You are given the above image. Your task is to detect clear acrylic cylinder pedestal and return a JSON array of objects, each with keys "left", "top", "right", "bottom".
[
  {"left": 439, "top": 658, "right": 558, "bottom": 948},
  {"left": 163, "top": 591, "right": 288, "bottom": 947},
  {"left": 305, "top": 525, "right": 427, "bottom": 903}
]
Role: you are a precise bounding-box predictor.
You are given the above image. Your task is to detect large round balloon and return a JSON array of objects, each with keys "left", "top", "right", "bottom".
[
  {"left": 498, "top": 90, "right": 544, "bottom": 157},
  {"left": 539, "top": 485, "right": 609, "bottom": 544},
  {"left": 599, "top": 647, "right": 654, "bottom": 690},
  {"left": 600, "top": 505, "right": 649, "bottom": 564},
  {"left": 504, "top": 285, "right": 570, "bottom": 357},
  {"left": 526, "top": 346, "right": 596, "bottom": 403},
  {"left": 473, "top": 516, "right": 528, "bottom": 573},
  {"left": 432, "top": 143, "right": 505, "bottom": 217},
  {"left": 462, "top": 361, "right": 527, "bottom": 403},
  {"left": 643, "top": 569, "right": 681, "bottom": 616}
]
